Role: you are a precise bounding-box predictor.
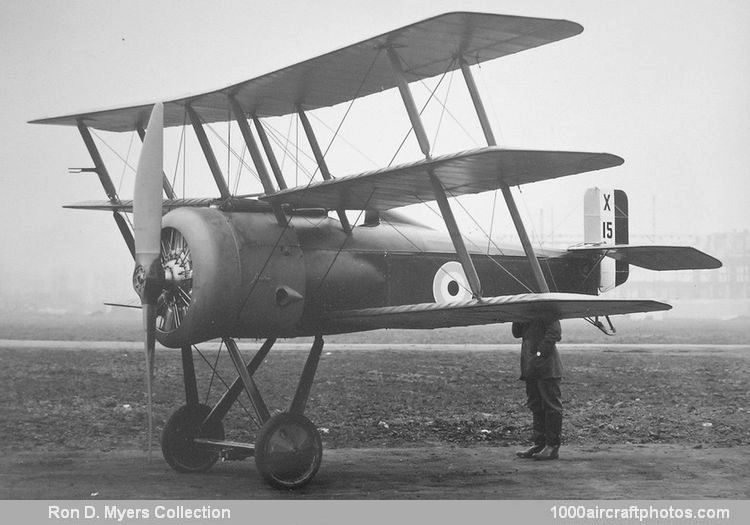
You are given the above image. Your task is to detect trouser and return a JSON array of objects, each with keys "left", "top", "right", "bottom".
[{"left": 525, "top": 378, "right": 563, "bottom": 447}]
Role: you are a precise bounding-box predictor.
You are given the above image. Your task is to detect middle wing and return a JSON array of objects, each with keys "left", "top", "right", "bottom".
[
  {"left": 262, "top": 147, "right": 623, "bottom": 210},
  {"left": 320, "top": 293, "right": 670, "bottom": 332}
]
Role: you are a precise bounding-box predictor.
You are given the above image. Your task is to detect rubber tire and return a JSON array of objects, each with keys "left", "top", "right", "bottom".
[
  {"left": 161, "top": 404, "right": 224, "bottom": 473},
  {"left": 255, "top": 413, "right": 323, "bottom": 490}
]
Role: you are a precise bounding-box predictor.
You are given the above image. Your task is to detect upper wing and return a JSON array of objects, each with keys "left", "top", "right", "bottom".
[
  {"left": 262, "top": 147, "right": 623, "bottom": 210},
  {"left": 568, "top": 245, "right": 722, "bottom": 270},
  {"left": 320, "top": 293, "right": 671, "bottom": 332},
  {"left": 29, "top": 12, "right": 582, "bottom": 132}
]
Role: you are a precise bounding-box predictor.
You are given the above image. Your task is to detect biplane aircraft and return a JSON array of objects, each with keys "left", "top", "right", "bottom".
[{"left": 31, "top": 12, "right": 721, "bottom": 489}]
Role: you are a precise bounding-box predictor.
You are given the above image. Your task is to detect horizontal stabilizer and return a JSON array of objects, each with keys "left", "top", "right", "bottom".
[
  {"left": 568, "top": 245, "right": 722, "bottom": 271},
  {"left": 263, "top": 147, "right": 623, "bottom": 211},
  {"left": 30, "top": 13, "right": 581, "bottom": 132},
  {"left": 321, "top": 293, "right": 670, "bottom": 332}
]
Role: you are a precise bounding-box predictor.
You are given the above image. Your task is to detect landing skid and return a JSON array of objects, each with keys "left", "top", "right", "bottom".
[
  {"left": 584, "top": 315, "right": 617, "bottom": 336},
  {"left": 160, "top": 336, "right": 324, "bottom": 490}
]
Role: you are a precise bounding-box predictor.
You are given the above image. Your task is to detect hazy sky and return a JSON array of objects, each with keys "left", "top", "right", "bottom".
[{"left": 1, "top": 0, "right": 749, "bottom": 309}]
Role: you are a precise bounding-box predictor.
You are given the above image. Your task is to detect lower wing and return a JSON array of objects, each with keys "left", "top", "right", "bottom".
[{"left": 320, "top": 293, "right": 670, "bottom": 332}]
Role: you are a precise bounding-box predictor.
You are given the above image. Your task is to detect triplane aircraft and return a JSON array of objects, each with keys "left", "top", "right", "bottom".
[{"left": 32, "top": 12, "right": 720, "bottom": 489}]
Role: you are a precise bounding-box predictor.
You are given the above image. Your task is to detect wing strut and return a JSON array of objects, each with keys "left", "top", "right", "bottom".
[
  {"left": 459, "top": 58, "right": 550, "bottom": 293},
  {"left": 76, "top": 120, "right": 135, "bottom": 259},
  {"left": 229, "top": 95, "right": 287, "bottom": 226},
  {"left": 387, "top": 47, "right": 482, "bottom": 298},
  {"left": 297, "top": 107, "right": 351, "bottom": 233},
  {"left": 252, "top": 117, "right": 288, "bottom": 190},
  {"left": 186, "top": 104, "right": 231, "bottom": 200}
]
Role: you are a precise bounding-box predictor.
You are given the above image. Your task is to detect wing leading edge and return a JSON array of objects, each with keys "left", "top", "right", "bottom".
[
  {"left": 261, "top": 147, "right": 623, "bottom": 210},
  {"left": 320, "top": 293, "right": 671, "bottom": 332}
]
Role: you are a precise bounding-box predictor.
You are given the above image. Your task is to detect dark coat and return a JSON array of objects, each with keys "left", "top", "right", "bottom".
[{"left": 512, "top": 319, "right": 563, "bottom": 380}]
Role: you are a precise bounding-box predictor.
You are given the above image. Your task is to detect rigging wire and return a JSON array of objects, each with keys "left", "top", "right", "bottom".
[
  {"left": 236, "top": 48, "right": 382, "bottom": 314},
  {"left": 116, "top": 131, "right": 136, "bottom": 195},
  {"left": 233, "top": 143, "right": 247, "bottom": 195},
  {"left": 517, "top": 186, "right": 560, "bottom": 292},
  {"left": 387, "top": 57, "right": 456, "bottom": 167},
  {"left": 295, "top": 115, "right": 299, "bottom": 187},
  {"left": 171, "top": 111, "right": 187, "bottom": 197},
  {"left": 487, "top": 190, "right": 498, "bottom": 254},
  {"left": 226, "top": 107, "right": 231, "bottom": 191},
  {"left": 204, "top": 121, "right": 260, "bottom": 185},
  {"left": 430, "top": 69, "right": 455, "bottom": 152},
  {"left": 416, "top": 195, "right": 535, "bottom": 294},
  {"left": 309, "top": 112, "right": 379, "bottom": 168},
  {"left": 315, "top": 48, "right": 383, "bottom": 175},
  {"left": 474, "top": 56, "right": 505, "bottom": 146},
  {"left": 262, "top": 122, "right": 317, "bottom": 181},
  {"left": 91, "top": 130, "right": 137, "bottom": 174},
  {"left": 419, "top": 73, "right": 480, "bottom": 150},
  {"left": 279, "top": 115, "right": 295, "bottom": 176},
  {"left": 192, "top": 344, "right": 254, "bottom": 423}
]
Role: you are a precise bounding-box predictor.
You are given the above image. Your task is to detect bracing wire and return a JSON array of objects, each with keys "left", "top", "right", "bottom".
[
  {"left": 417, "top": 75, "right": 480, "bottom": 149},
  {"left": 315, "top": 48, "right": 383, "bottom": 174},
  {"left": 233, "top": 143, "right": 247, "bottom": 195},
  {"left": 430, "top": 69, "right": 455, "bottom": 151},
  {"left": 91, "top": 130, "right": 137, "bottom": 174},
  {"left": 517, "top": 186, "right": 559, "bottom": 292},
  {"left": 193, "top": 344, "right": 254, "bottom": 423},
  {"left": 237, "top": 50, "right": 382, "bottom": 314},
  {"left": 416, "top": 195, "right": 535, "bottom": 294},
  {"left": 309, "top": 112, "right": 379, "bottom": 168},
  {"left": 262, "top": 122, "right": 317, "bottom": 181},
  {"left": 204, "top": 120, "right": 260, "bottom": 185},
  {"left": 171, "top": 112, "right": 187, "bottom": 196},
  {"left": 279, "top": 115, "right": 295, "bottom": 175},
  {"left": 116, "top": 131, "right": 136, "bottom": 195},
  {"left": 387, "top": 57, "right": 456, "bottom": 167}
]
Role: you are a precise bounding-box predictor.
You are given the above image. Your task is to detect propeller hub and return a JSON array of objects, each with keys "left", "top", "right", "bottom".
[{"left": 132, "top": 264, "right": 147, "bottom": 298}]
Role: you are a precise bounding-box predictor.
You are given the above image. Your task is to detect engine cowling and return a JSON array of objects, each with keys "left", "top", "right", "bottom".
[{"left": 156, "top": 207, "right": 306, "bottom": 348}]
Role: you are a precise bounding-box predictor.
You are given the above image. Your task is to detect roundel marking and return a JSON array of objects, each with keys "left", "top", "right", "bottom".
[{"left": 432, "top": 261, "right": 472, "bottom": 303}]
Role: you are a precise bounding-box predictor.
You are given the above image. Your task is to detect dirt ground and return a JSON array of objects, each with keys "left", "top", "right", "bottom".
[
  {"left": 1, "top": 342, "right": 748, "bottom": 500},
  {"left": 2, "top": 444, "right": 748, "bottom": 499}
]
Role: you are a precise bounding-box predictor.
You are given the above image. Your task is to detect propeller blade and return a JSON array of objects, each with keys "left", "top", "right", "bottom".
[
  {"left": 133, "top": 102, "right": 164, "bottom": 269},
  {"left": 132, "top": 102, "right": 164, "bottom": 461}
]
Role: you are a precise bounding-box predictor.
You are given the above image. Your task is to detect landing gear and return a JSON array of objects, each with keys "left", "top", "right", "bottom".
[
  {"left": 255, "top": 413, "right": 322, "bottom": 489},
  {"left": 162, "top": 336, "right": 325, "bottom": 490},
  {"left": 161, "top": 403, "right": 224, "bottom": 473}
]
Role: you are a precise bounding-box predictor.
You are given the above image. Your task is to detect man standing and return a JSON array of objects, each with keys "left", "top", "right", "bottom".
[{"left": 512, "top": 318, "right": 563, "bottom": 460}]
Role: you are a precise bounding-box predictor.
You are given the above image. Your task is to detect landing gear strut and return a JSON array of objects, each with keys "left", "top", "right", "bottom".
[{"left": 160, "top": 336, "right": 325, "bottom": 490}]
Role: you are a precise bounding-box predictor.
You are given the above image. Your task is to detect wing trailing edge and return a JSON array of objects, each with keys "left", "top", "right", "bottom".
[
  {"left": 320, "top": 293, "right": 670, "bottom": 332},
  {"left": 567, "top": 245, "right": 722, "bottom": 271}
]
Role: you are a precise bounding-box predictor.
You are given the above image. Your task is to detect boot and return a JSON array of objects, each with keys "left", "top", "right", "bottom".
[
  {"left": 535, "top": 445, "right": 559, "bottom": 460},
  {"left": 515, "top": 444, "right": 545, "bottom": 458},
  {"left": 535, "top": 411, "right": 562, "bottom": 460},
  {"left": 516, "top": 412, "right": 545, "bottom": 458}
]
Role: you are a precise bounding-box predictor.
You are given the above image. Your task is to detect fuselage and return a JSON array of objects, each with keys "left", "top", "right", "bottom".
[{"left": 156, "top": 207, "right": 601, "bottom": 347}]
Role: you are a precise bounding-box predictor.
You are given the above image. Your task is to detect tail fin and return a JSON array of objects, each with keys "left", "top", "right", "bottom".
[
  {"left": 584, "top": 188, "right": 629, "bottom": 292},
  {"left": 577, "top": 187, "right": 721, "bottom": 279}
]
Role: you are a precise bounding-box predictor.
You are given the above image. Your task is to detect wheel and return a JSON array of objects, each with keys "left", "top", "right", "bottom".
[
  {"left": 255, "top": 412, "right": 322, "bottom": 489},
  {"left": 161, "top": 404, "right": 224, "bottom": 473}
]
